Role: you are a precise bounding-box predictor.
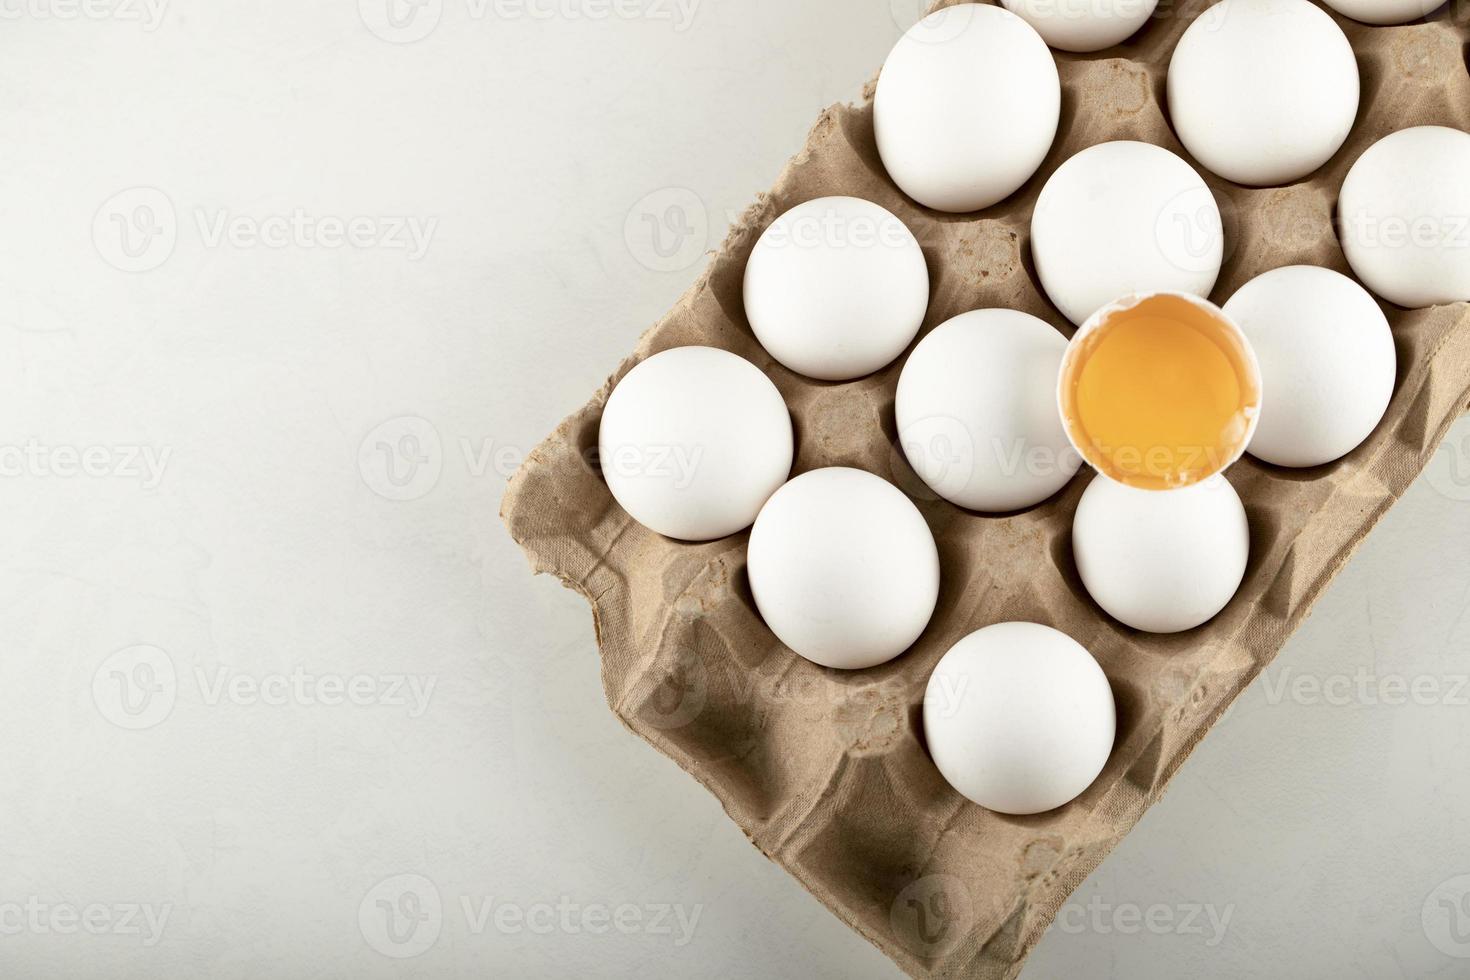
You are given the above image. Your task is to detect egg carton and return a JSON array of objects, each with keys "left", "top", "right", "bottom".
[{"left": 501, "top": 2, "right": 1470, "bottom": 976}]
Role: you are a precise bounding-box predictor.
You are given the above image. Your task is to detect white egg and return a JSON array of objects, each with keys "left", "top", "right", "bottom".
[
  {"left": 599, "top": 346, "right": 792, "bottom": 541},
  {"left": 1031, "top": 141, "right": 1223, "bottom": 326},
  {"left": 747, "top": 467, "right": 939, "bottom": 670},
  {"left": 1224, "top": 265, "right": 1396, "bottom": 468},
  {"left": 1339, "top": 126, "right": 1470, "bottom": 309},
  {"left": 743, "top": 197, "right": 929, "bottom": 381},
  {"left": 923, "top": 622, "right": 1115, "bottom": 815},
  {"left": 1319, "top": 0, "right": 1445, "bottom": 24},
  {"left": 896, "top": 309, "right": 1081, "bottom": 512},
  {"left": 1167, "top": 0, "right": 1359, "bottom": 187},
  {"left": 1072, "top": 475, "right": 1249, "bottom": 633},
  {"left": 1000, "top": 0, "right": 1158, "bottom": 52},
  {"left": 874, "top": 4, "right": 1060, "bottom": 213}
]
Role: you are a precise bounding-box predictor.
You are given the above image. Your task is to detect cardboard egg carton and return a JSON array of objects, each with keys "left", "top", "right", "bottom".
[{"left": 502, "top": 2, "right": 1470, "bottom": 976}]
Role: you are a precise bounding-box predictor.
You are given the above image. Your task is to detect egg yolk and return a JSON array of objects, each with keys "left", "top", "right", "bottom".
[{"left": 1060, "top": 294, "right": 1260, "bottom": 490}]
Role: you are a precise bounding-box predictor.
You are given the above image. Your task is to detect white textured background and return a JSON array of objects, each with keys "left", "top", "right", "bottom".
[{"left": 2, "top": 0, "right": 1470, "bottom": 976}]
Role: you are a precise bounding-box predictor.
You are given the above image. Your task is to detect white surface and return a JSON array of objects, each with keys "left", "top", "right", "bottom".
[
  {"left": 1001, "top": 0, "right": 1159, "bottom": 52},
  {"left": 1167, "top": 0, "right": 1359, "bottom": 186},
  {"left": 1340, "top": 126, "right": 1470, "bottom": 309},
  {"left": 743, "top": 196, "right": 928, "bottom": 381},
  {"left": 1031, "top": 141, "right": 1223, "bottom": 326},
  {"left": 924, "top": 623, "right": 1117, "bottom": 815},
  {"left": 3, "top": 2, "right": 1470, "bottom": 978},
  {"left": 896, "top": 308, "right": 1081, "bottom": 512},
  {"left": 599, "top": 345, "right": 791, "bottom": 540},
  {"left": 747, "top": 467, "right": 940, "bottom": 670},
  {"left": 1225, "top": 265, "right": 1396, "bottom": 468},
  {"left": 874, "top": 3, "right": 1059, "bottom": 212},
  {"left": 1073, "top": 475, "right": 1250, "bottom": 633}
]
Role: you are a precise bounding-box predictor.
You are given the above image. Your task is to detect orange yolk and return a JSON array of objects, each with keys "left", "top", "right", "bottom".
[{"left": 1060, "top": 294, "right": 1260, "bottom": 490}]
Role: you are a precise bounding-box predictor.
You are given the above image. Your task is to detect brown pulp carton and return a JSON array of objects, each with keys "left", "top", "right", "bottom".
[{"left": 503, "top": 2, "right": 1470, "bottom": 975}]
